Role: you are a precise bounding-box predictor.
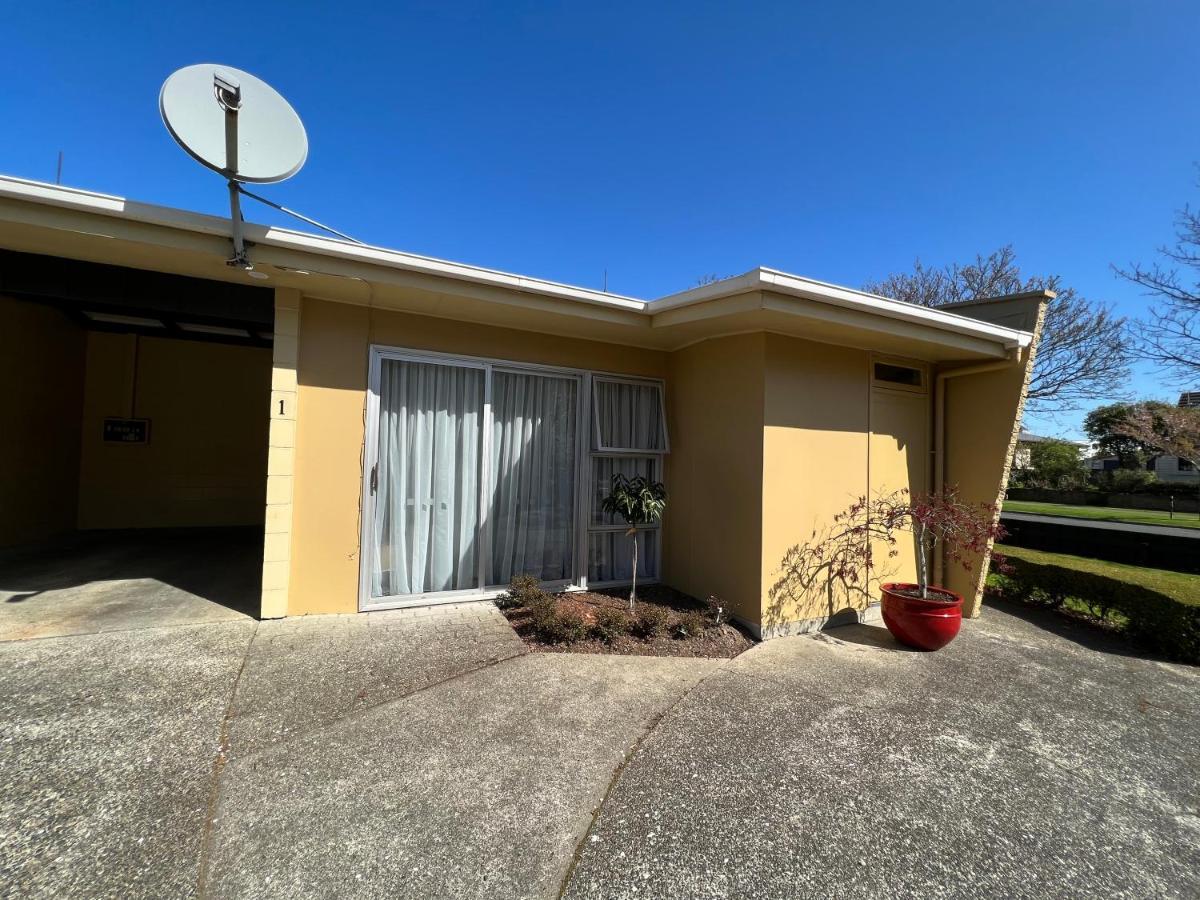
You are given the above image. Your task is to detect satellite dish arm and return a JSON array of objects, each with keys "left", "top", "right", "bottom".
[
  {"left": 227, "top": 180, "right": 248, "bottom": 268},
  {"left": 214, "top": 73, "right": 250, "bottom": 268}
]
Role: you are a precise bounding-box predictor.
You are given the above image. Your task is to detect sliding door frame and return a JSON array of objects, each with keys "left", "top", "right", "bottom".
[{"left": 360, "top": 345, "right": 597, "bottom": 612}]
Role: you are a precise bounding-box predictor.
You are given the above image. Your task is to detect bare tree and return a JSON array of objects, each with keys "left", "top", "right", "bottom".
[
  {"left": 1112, "top": 402, "right": 1200, "bottom": 468},
  {"left": 1116, "top": 181, "right": 1200, "bottom": 383},
  {"left": 865, "top": 247, "right": 1131, "bottom": 415}
]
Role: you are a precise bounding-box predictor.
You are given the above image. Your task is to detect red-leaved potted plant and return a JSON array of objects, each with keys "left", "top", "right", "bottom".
[
  {"left": 858, "top": 487, "right": 1005, "bottom": 650},
  {"left": 774, "top": 487, "right": 1004, "bottom": 650}
]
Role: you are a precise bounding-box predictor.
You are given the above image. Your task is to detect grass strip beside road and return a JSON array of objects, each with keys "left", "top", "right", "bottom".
[{"left": 1002, "top": 499, "right": 1200, "bottom": 531}]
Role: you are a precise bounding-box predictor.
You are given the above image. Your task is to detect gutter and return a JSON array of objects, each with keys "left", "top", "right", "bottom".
[
  {"left": 649, "top": 267, "right": 1034, "bottom": 351},
  {"left": 0, "top": 174, "right": 1034, "bottom": 357},
  {"left": 0, "top": 175, "right": 645, "bottom": 312}
]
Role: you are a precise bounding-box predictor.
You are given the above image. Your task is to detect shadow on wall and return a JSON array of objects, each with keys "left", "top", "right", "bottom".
[
  {"left": 0, "top": 528, "right": 263, "bottom": 618},
  {"left": 764, "top": 518, "right": 900, "bottom": 635}
]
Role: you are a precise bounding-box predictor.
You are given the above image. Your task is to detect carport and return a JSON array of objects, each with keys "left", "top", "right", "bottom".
[{"left": 0, "top": 249, "right": 274, "bottom": 638}]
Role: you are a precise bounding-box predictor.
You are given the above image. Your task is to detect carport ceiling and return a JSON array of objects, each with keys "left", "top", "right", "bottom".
[{"left": 0, "top": 248, "right": 274, "bottom": 347}]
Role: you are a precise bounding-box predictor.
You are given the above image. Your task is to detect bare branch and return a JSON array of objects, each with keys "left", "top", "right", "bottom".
[
  {"left": 1115, "top": 183, "right": 1200, "bottom": 384},
  {"left": 866, "top": 247, "right": 1131, "bottom": 414}
]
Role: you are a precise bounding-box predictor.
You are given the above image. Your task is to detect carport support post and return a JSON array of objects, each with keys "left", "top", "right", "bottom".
[{"left": 260, "top": 288, "right": 301, "bottom": 619}]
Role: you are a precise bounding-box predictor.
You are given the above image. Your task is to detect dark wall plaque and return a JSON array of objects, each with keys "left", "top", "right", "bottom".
[{"left": 103, "top": 418, "right": 150, "bottom": 444}]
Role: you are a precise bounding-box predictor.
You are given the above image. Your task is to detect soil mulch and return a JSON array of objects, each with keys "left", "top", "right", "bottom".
[{"left": 500, "top": 583, "right": 755, "bottom": 659}]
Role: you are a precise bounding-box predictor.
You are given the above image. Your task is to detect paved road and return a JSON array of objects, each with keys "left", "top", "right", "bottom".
[
  {"left": 1002, "top": 510, "right": 1200, "bottom": 539},
  {"left": 2, "top": 601, "right": 1197, "bottom": 899}
]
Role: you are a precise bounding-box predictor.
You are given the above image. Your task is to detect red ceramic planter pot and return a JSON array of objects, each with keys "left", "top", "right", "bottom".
[{"left": 880, "top": 583, "right": 963, "bottom": 651}]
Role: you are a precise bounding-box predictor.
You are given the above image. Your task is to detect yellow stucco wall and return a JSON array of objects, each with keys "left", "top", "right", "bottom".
[
  {"left": 285, "top": 295, "right": 1031, "bottom": 627},
  {"left": 77, "top": 332, "right": 271, "bottom": 529},
  {"left": 868, "top": 378, "right": 930, "bottom": 591},
  {"left": 663, "top": 334, "right": 765, "bottom": 623},
  {"left": 0, "top": 296, "right": 86, "bottom": 547},
  {"left": 940, "top": 349, "right": 1039, "bottom": 614},
  {"left": 760, "top": 335, "right": 873, "bottom": 629},
  {"left": 287, "top": 297, "right": 670, "bottom": 616}
]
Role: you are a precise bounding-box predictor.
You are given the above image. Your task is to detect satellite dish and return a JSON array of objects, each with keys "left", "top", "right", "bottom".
[
  {"left": 160, "top": 64, "right": 307, "bottom": 183},
  {"left": 160, "top": 63, "right": 308, "bottom": 268}
]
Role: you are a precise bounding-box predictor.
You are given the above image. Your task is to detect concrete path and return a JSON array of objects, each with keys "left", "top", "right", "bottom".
[
  {"left": 0, "top": 529, "right": 260, "bottom": 641},
  {"left": 2, "top": 598, "right": 1197, "bottom": 899},
  {"left": 564, "top": 602, "right": 1200, "bottom": 899},
  {"left": 1001, "top": 510, "right": 1200, "bottom": 539}
]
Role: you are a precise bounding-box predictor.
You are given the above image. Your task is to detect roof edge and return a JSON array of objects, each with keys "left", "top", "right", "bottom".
[
  {"left": 0, "top": 175, "right": 646, "bottom": 312},
  {"left": 648, "top": 267, "right": 1034, "bottom": 348},
  {"left": 0, "top": 174, "right": 1035, "bottom": 351}
]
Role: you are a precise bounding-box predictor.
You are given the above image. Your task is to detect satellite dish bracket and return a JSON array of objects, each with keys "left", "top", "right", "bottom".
[{"left": 214, "top": 73, "right": 250, "bottom": 268}]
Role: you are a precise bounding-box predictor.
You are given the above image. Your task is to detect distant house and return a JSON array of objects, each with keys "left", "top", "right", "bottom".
[
  {"left": 1013, "top": 430, "right": 1088, "bottom": 469},
  {"left": 1148, "top": 392, "right": 1199, "bottom": 484},
  {"left": 1087, "top": 392, "right": 1199, "bottom": 483}
]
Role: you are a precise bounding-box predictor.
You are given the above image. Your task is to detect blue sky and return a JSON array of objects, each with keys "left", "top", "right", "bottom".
[{"left": 5, "top": 1, "right": 1198, "bottom": 436}]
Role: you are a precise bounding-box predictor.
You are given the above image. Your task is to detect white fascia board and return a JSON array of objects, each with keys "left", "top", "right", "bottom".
[
  {"left": 0, "top": 175, "right": 1035, "bottom": 350},
  {"left": 0, "top": 175, "right": 645, "bottom": 313},
  {"left": 649, "top": 267, "right": 1034, "bottom": 349}
]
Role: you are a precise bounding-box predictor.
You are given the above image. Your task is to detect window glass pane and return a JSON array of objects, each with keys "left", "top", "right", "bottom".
[
  {"left": 873, "top": 363, "right": 923, "bottom": 388},
  {"left": 588, "top": 530, "right": 659, "bottom": 583},
  {"left": 591, "top": 456, "right": 658, "bottom": 526},
  {"left": 372, "top": 359, "right": 483, "bottom": 596},
  {"left": 489, "top": 371, "right": 577, "bottom": 584},
  {"left": 594, "top": 380, "right": 666, "bottom": 450}
]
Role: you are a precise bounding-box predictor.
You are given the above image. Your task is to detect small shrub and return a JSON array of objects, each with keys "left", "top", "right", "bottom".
[
  {"left": 676, "top": 610, "right": 708, "bottom": 638},
  {"left": 1105, "top": 468, "right": 1158, "bottom": 493},
  {"left": 704, "top": 594, "right": 731, "bottom": 626},
  {"left": 529, "top": 596, "right": 587, "bottom": 644},
  {"left": 497, "top": 573, "right": 547, "bottom": 610},
  {"left": 631, "top": 604, "right": 670, "bottom": 638},
  {"left": 593, "top": 607, "right": 631, "bottom": 643}
]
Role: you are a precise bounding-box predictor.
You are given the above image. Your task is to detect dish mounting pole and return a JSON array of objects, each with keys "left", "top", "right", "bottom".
[{"left": 215, "top": 72, "right": 249, "bottom": 269}]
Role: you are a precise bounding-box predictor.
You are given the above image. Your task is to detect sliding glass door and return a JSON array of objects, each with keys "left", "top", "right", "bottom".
[
  {"left": 488, "top": 370, "right": 578, "bottom": 585},
  {"left": 370, "top": 358, "right": 485, "bottom": 597},
  {"left": 364, "top": 352, "right": 582, "bottom": 608}
]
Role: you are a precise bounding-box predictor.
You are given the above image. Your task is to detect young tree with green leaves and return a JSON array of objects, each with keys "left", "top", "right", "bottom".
[
  {"left": 1027, "top": 440, "right": 1086, "bottom": 489},
  {"left": 600, "top": 474, "right": 667, "bottom": 610}
]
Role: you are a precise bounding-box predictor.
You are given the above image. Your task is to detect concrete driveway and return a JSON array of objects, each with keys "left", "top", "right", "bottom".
[{"left": 1, "top": 600, "right": 1196, "bottom": 899}]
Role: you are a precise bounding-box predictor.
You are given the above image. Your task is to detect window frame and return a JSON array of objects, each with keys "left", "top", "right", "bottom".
[
  {"left": 871, "top": 355, "right": 929, "bottom": 395},
  {"left": 359, "top": 345, "right": 668, "bottom": 609},
  {"left": 590, "top": 375, "right": 671, "bottom": 454},
  {"left": 584, "top": 375, "right": 669, "bottom": 589}
]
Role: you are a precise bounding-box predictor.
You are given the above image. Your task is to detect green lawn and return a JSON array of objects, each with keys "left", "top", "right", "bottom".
[
  {"left": 993, "top": 544, "right": 1200, "bottom": 607},
  {"left": 1002, "top": 499, "right": 1200, "bottom": 531}
]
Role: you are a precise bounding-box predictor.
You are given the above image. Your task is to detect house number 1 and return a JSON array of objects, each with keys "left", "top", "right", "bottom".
[{"left": 278, "top": 399, "right": 285, "bottom": 415}]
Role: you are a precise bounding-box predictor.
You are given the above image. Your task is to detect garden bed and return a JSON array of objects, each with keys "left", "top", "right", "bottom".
[{"left": 498, "top": 581, "right": 754, "bottom": 659}]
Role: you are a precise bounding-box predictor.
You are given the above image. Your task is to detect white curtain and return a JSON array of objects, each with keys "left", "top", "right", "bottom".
[
  {"left": 489, "top": 372, "right": 577, "bottom": 583},
  {"left": 588, "top": 530, "right": 659, "bottom": 583},
  {"left": 371, "top": 360, "right": 483, "bottom": 596},
  {"left": 594, "top": 381, "right": 665, "bottom": 450}
]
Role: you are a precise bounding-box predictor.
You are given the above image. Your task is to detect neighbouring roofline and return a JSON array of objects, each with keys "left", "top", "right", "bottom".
[{"left": 0, "top": 174, "right": 1037, "bottom": 352}]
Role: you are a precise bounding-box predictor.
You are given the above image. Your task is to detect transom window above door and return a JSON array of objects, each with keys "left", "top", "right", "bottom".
[{"left": 360, "top": 348, "right": 668, "bottom": 610}]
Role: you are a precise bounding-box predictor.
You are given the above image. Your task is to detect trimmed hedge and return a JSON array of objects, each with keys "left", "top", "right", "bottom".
[{"left": 989, "top": 557, "right": 1200, "bottom": 664}]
